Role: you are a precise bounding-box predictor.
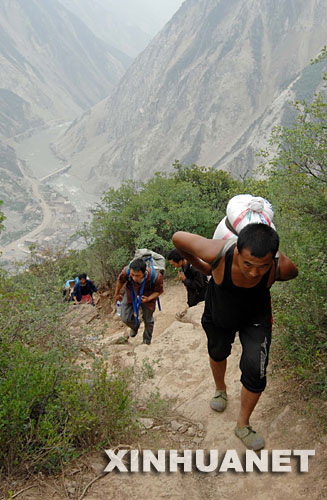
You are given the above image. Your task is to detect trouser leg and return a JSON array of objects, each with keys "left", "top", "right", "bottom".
[
  {"left": 201, "top": 316, "right": 236, "bottom": 361},
  {"left": 120, "top": 293, "right": 139, "bottom": 331},
  {"left": 141, "top": 305, "right": 154, "bottom": 344},
  {"left": 238, "top": 323, "right": 272, "bottom": 393}
]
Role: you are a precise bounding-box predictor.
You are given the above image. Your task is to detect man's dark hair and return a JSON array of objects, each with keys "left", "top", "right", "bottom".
[
  {"left": 167, "top": 249, "right": 182, "bottom": 263},
  {"left": 78, "top": 273, "right": 87, "bottom": 280},
  {"left": 130, "top": 258, "right": 146, "bottom": 273},
  {"left": 237, "top": 223, "right": 279, "bottom": 258}
]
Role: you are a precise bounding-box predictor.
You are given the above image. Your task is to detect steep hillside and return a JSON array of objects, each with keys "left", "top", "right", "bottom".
[
  {"left": 3, "top": 283, "right": 326, "bottom": 498},
  {"left": 55, "top": 0, "right": 327, "bottom": 193},
  {"left": 0, "top": 0, "right": 129, "bottom": 139},
  {"left": 216, "top": 57, "right": 327, "bottom": 177}
]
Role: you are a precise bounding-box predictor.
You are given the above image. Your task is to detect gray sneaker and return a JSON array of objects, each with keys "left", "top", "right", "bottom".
[
  {"left": 129, "top": 328, "right": 138, "bottom": 337},
  {"left": 234, "top": 425, "right": 265, "bottom": 450},
  {"left": 210, "top": 390, "right": 227, "bottom": 412}
]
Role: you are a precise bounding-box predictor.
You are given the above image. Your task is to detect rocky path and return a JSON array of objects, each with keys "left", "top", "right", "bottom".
[{"left": 4, "top": 281, "right": 327, "bottom": 499}]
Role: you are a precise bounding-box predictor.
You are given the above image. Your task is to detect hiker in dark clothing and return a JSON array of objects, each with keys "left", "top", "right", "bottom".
[
  {"left": 72, "top": 273, "right": 98, "bottom": 305},
  {"left": 168, "top": 249, "right": 207, "bottom": 312},
  {"left": 173, "top": 223, "right": 298, "bottom": 451},
  {"left": 114, "top": 259, "right": 163, "bottom": 345}
]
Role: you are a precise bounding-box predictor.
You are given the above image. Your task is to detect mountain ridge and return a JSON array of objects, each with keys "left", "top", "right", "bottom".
[
  {"left": 0, "top": 0, "right": 130, "bottom": 139},
  {"left": 55, "top": 0, "right": 327, "bottom": 193}
]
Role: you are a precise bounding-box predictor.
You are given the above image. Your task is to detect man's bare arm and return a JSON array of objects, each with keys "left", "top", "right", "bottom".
[
  {"left": 114, "top": 280, "right": 124, "bottom": 302},
  {"left": 276, "top": 252, "right": 298, "bottom": 281},
  {"left": 141, "top": 291, "right": 160, "bottom": 303},
  {"left": 172, "top": 231, "right": 225, "bottom": 275}
]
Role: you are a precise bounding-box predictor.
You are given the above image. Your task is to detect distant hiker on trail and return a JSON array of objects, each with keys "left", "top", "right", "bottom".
[
  {"left": 168, "top": 248, "right": 208, "bottom": 319},
  {"left": 114, "top": 258, "right": 164, "bottom": 345},
  {"left": 72, "top": 273, "right": 98, "bottom": 305},
  {"left": 173, "top": 223, "right": 298, "bottom": 450}
]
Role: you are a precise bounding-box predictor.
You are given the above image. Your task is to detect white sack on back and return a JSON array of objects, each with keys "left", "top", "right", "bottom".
[
  {"left": 213, "top": 194, "right": 275, "bottom": 240},
  {"left": 227, "top": 194, "right": 274, "bottom": 232}
]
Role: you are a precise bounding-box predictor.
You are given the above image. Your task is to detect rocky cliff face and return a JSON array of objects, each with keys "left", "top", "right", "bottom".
[
  {"left": 55, "top": 0, "right": 327, "bottom": 193},
  {"left": 0, "top": 0, "right": 129, "bottom": 139}
]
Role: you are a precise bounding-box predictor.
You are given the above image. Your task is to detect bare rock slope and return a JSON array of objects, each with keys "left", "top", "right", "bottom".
[
  {"left": 0, "top": 0, "right": 129, "bottom": 138},
  {"left": 56, "top": 0, "right": 327, "bottom": 192}
]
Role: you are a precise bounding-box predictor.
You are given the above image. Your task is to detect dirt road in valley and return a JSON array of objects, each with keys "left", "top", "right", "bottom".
[{"left": 0, "top": 159, "right": 52, "bottom": 258}]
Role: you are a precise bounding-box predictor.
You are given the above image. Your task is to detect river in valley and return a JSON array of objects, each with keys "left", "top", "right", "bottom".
[
  {"left": 14, "top": 123, "right": 100, "bottom": 211},
  {"left": 0, "top": 122, "right": 100, "bottom": 267}
]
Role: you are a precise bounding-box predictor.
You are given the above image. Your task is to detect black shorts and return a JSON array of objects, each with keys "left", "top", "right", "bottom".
[{"left": 201, "top": 316, "right": 272, "bottom": 393}]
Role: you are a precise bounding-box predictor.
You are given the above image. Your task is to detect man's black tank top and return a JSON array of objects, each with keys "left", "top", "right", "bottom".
[{"left": 203, "top": 244, "right": 272, "bottom": 330}]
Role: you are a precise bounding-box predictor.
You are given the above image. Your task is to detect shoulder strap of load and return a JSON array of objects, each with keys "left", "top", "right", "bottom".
[
  {"left": 141, "top": 255, "right": 155, "bottom": 282},
  {"left": 149, "top": 264, "right": 161, "bottom": 311},
  {"left": 224, "top": 217, "right": 239, "bottom": 236},
  {"left": 146, "top": 257, "right": 162, "bottom": 311},
  {"left": 210, "top": 237, "right": 238, "bottom": 270},
  {"left": 139, "top": 255, "right": 161, "bottom": 309},
  {"left": 274, "top": 253, "right": 280, "bottom": 280}
]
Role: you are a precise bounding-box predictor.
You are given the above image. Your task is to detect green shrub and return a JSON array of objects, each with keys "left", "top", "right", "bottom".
[
  {"left": 262, "top": 84, "right": 327, "bottom": 404},
  {"left": 0, "top": 342, "right": 139, "bottom": 474},
  {"left": 79, "top": 164, "right": 242, "bottom": 281}
]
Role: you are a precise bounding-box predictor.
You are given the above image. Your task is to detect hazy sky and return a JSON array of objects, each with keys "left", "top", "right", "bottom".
[
  {"left": 58, "top": 0, "right": 185, "bottom": 56},
  {"left": 132, "top": 0, "right": 185, "bottom": 35}
]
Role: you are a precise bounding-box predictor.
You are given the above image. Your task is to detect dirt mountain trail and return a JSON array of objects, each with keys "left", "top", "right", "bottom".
[{"left": 5, "top": 280, "right": 327, "bottom": 500}]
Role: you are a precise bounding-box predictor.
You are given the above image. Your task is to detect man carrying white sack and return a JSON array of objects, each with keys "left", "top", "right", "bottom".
[{"left": 172, "top": 222, "right": 298, "bottom": 451}]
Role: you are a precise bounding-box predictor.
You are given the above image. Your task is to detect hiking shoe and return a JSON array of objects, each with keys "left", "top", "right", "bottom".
[
  {"left": 129, "top": 329, "right": 138, "bottom": 337},
  {"left": 234, "top": 425, "right": 265, "bottom": 451},
  {"left": 142, "top": 340, "right": 151, "bottom": 345},
  {"left": 210, "top": 390, "right": 227, "bottom": 412}
]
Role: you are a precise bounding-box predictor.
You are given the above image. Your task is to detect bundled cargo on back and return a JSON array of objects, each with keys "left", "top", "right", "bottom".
[
  {"left": 132, "top": 248, "right": 166, "bottom": 275},
  {"left": 213, "top": 194, "right": 276, "bottom": 240}
]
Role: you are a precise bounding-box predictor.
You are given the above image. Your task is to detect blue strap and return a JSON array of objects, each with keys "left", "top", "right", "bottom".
[
  {"left": 126, "top": 265, "right": 131, "bottom": 279},
  {"left": 142, "top": 256, "right": 155, "bottom": 282},
  {"left": 148, "top": 267, "right": 161, "bottom": 311},
  {"left": 129, "top": 273, "right": 147, "bottom": 329},
  {"left": 152, "top": 270, "right": 161, "bottom": 311}
]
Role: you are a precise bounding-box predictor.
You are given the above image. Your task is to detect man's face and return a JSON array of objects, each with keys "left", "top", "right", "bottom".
[
  {"left": 80, "top": 278, "right": 87, "bottom": 286},
  {"left": 130, "top": 269, "right": 145, "bottom": 283},
  {"left": 169, "top": 259, "right": 182, "bottom": 269},
  {"left": 237, "top": 248, "right": 274, "bottom": 282}
]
